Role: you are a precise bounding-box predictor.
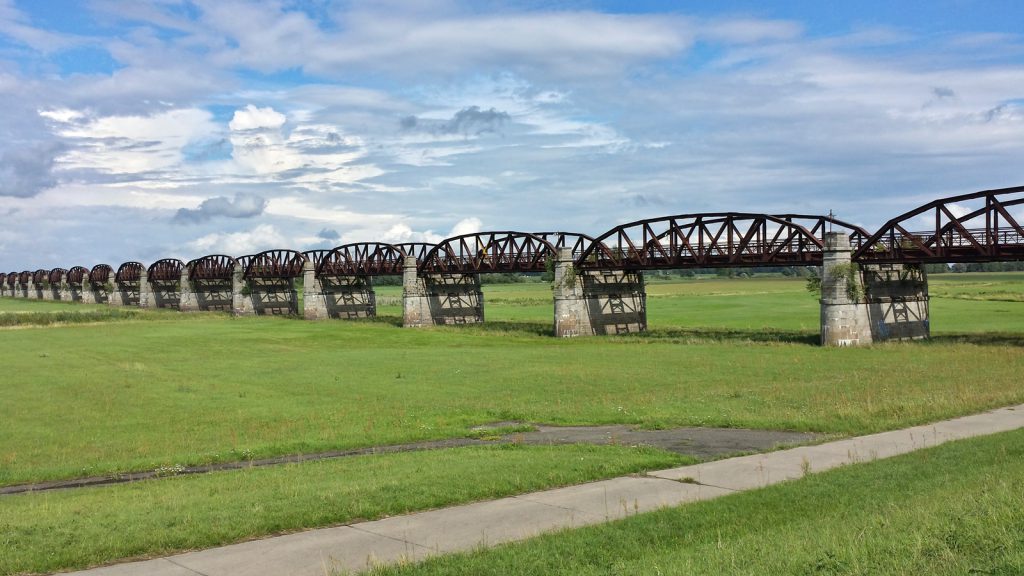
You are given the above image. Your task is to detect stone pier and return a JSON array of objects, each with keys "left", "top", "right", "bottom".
[
  {"left": 820, "top": 232, "right": 930, "bottom": 346},
  {"left": 863, "top": 263, "right": 930, "bottom": 341},
  {"left": 553, "top": 248, "right": 647, "bottom": 337},
  {"left": 303, "top": 262, "right": 377, "bottom": 320},
  {"left": 820, "top": 232, "right": 873, "bottom": 346},
  {"left": 402, "top": 256, "right": 484, "bottom": 327},
  {"left": 138, "top": 269, "right": 154, "bottom": 308}
]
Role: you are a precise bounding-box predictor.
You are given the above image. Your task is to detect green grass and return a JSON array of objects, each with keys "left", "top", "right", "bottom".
[
  {"left": 0, "top": 444, "right": 685, "bottom": 576},
  {"left": 0, "top": 273, "right": 1022, "bottom": 574},
  {"left": 366, "top": 427, "right": 1024, "bottom": 576}
]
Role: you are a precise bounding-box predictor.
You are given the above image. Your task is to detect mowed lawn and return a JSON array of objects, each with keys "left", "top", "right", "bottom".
[{"left": 0, "top": 273, "right": 1022, "bottom": 574}]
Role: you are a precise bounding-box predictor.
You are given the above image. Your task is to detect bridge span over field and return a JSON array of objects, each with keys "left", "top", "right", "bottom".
[{"left": 3, "top": 185, "right": 1024, "bottom": 346}]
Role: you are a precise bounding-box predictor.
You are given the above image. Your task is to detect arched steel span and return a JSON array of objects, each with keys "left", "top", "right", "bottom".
[
  {"left": 48, "top": 268, "right": 66, "bottom": 284},
  {"left": 318, "top": 243, "right": 407, "bottom": 277},
  {"left": 532, "top": 232, "right": 597, "bottom": 259},
  {"left": 772, "top": 215, "right": 871, "bottom": 250},
  {"left": 854, "top": 185, "right": 1024, "bottom": 264},
  {"left": 0, "top": 273, "right": 6, "bottom": 286},
  {"left": 67, "top": 266, "right": 89, "bottom": 284},
  {"left": 188, "top": 255, "right": 236, "bottom": 282},
  {"left": 116, "top": 262, "right": 143, "bottom": 283},
  {"left": 243, "top": 249, "right": 306, "bottom": 280},
  {"left": 392, "top": 242, "right": 436, "bottom": 264},
  {"left": 148, "top": 259, "right": 183, "bottom": 282},
  {"left": 90, "top": 264, "right": 113, "bottom": 284},
  {"left": 302, "top": 250, "right": 331, "bottom": 271},
  {"left": 577, "top": 213, "right": 851, "bottom": 270},
  {"left": 5, "top": 272, "right": 16, "bottom": 287},
  {"left": 33, "top": 269, "right": 48, "bottom": 284},
  {"left": 419, "top": 232, "right": 556, "bottom": 274}
]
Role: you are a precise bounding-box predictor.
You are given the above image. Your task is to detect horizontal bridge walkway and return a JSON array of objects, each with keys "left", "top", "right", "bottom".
[{"left": 64, "top": 404, "right": 1024, "bottom": 576}]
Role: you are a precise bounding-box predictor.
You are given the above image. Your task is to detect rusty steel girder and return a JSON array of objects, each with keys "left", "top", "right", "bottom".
[
  {"left": 0, "top": 273, "right": 6, "bottom": 286},
  {"left": 48, "top": 268, "right": 66, "bottom": 284},
  {"left": 18, "top": 271, "right": 31, "bottom": 286},
  {"left": 301, "top": 250, "right": 332, "bottom": 271},
  {"left": 89, "top": 264, "right": 113, "bottom": 285},
  {"left": 419, "top": 232, "right": 556, "bottom": 274},
  {"left": 578, "top": 213, "right": 843, "bottom": 270},
  {"left": 854, "top": 185, "right": 1024, "bottom": 264},
  {"left": 66, "top": 266, "right": 89, "bottom": 284},
  {"left": 243, "top": 249, "right": 306, "bottom": 280},
  {"left": 6, "top": 272, "right": 17, "bottom": 287},
  {"left": 771, "top": 215, "right": 870, "bottom": 251},
  {"left": 318, "top": 243, "right": 407, "bottom": 277},
  {"left": 531, "top": 232, "right": 597, "bottom": 259},
  {"left": 188, "top": 255, "right": 236, "bottom": 282},
  {"left": 33, "top": 269, "right": 49, "bottom": 284},
  {"left": 147, "top": 259, "right": 183, "bottom": 282},
  {"left": 392, "top": 242, "right": 437, "bottom": 264},
  {"left": 116, "top": 262, "right": 144, "bottom": 283}
]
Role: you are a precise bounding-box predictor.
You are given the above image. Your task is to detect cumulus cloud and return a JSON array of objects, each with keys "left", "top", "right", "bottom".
[
  {"left": 173, "top": 192, "right": 267, "bottom": 223},
  {"left": 317, "top": 228, "right": 340, "bottom": 240},
  {"left": 185, "top": 224, "right": 288, "bottom": 257},
  {"left": 229, "top": 105, "right": 287, "bottom": 131}
]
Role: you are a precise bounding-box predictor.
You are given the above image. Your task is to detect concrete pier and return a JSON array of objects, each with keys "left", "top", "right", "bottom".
[
  {"left": 553, "top": 248, "right": 646, "bottom": 337},
  {"left": 402, "top": 256, "right": 483, "bottom": 327},
  {"left": 820, "top": 232, "right": 873, "bottom": 346},
  {"left": 863, "top": 263, "right": 930, "bottom": 341},
  {"left": 303, "top": 261, "right": 377, "bottom": 320}
]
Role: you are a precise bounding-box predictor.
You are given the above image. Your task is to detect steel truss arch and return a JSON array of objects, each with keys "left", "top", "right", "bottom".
[
  {"left": 317, "top": 243, "right": 407, "bottom": 277},
  {"left": 17, "top": 271, "right": 30, "bottom": 286},
  {"left": 5, "top": 272, "right": 16, "bottom": 287},
  {"left": 392, "top": 243, "right": 436, "bottom": 264},
  {"left": 33, "top": 269, "right": 49, "bottom": 284},
  {"left": 531, "top": 232, "right": 597, "bottom": 259},
  {"left": 116, "top": 262, "right": 144, "bottom": 283},
  {"left": 48, "top": 268, "right": 66, "bottom": 284},
  {"left": 66, "top": 266, "right": 89, "bottom": 284},
  {"left": 243, "top": 249, "right": 306, "bottom": 280},
  {"left": 578, "top": 213, "right": 834, "bottom": 270},
  {"left": 419, "top": 232, "right": 556, "bottom": 274},
  {"left": 188, "top": 255, "right": 236, "bottom": 282},
  {"left": 89, "top": 264, "right": 113, "bottom": 285},
  {"left": 148, "top": 259, "right": 184, "bottom": 282},
  {"left": 854, "top": 185, "right": 1024, "bottom": 264}
]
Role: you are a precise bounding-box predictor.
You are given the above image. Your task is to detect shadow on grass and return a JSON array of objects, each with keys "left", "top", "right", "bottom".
[
  {"left": 929, "top": 332, "right": 1024, "bottom": 347},
  {"left": 631, "top": 327, "right": 819, "bottom": 345}
]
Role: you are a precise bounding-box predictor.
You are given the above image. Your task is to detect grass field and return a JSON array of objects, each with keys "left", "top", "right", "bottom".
[
  {"left": 1, "top": 272, "right": 1022, "bottom": 574},
  {"left": 367, "top": 426, "right": 1024, "bottom": 576}
]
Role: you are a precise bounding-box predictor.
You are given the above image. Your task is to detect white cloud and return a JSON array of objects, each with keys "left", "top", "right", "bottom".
[
  {"left": 229, "top": 105, "right": 287, "bottom": 131},
  {"left": 186, "top": 224, "right": 289, "bottom": 256}
]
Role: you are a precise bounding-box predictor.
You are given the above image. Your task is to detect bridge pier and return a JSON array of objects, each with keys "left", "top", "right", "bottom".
[
  {"left": 863, "top": 264, "right": 930, "bottom": 341},
  {"left": 56, "top": 273, "right": 68, "bottom": 301},
  {"left": 303, "top": 262, "right": 377, "bottom": 320},
  {"left": 553, "top": 248, "right": 647, "bottom": 337},
  {"left": 402, "top": 256, "right": 484, "bottom": 327},
  {"left": 138, "top": 269, "right": 154, "bottom": 308},
  {"left": 820, "top": 233, "right": 873, "bottom": 346}
]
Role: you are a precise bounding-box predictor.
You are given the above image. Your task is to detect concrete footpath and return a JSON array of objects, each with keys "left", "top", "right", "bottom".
[{"left": 65, "top": 405, "right": 1024, "bottom": 576}]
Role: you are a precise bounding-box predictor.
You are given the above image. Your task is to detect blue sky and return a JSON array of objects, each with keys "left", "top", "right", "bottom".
[{"left": 0, "top": 0, "right": 1022, "bottom": 268}]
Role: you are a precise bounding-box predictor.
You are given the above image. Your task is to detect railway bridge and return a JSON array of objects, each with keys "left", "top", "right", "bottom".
[{"left": 2, "top": 185, "right": 1023, "bottom": 346}]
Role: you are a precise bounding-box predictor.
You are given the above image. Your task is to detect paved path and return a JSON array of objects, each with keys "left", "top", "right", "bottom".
[{"left": 64, "top": 405, "right": 1024, "bottom": 576}]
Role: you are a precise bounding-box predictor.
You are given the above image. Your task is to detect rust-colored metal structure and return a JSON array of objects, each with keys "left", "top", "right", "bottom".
[
  {"left": 116, "top": 262, "right": 144, "bottom": 283},
  {"left": 17, "top": 271, "right": 30, "bottom": 286},
  {"left": 854, "top": 185, "right": 1024, "bottom": 264},
  {"left": 420, "top": 232, "right": 556, "bottom": 274},
  {"left": 318, "top": 243, "right": 407, "bottom": 277},
  {"left": 33, "top": 269, "right": 48, "bottom": 284},
  {"left": 48, "top": 268, "right": 66, "bottom": 284},
  {"left": 576, "top": 213, "right": 863, "bottom": 270},
  {"left": 188, "top": 255, "right": 236, "bottom": 281},
  {"left": 148, "top": 259, "right": 184, "bottom": 282},
  {"left": 301, "top": 250, "right": 331, "bottom": 271},
  {"left": 89, "top": 264, "right": 113, "bottom": 285},
  {"left": 66, "top": 266, "right": 89, "bottom": 284},
  {"left": 532, "top": 232, "right": 597, "bottom": 259},
  {"left": 393, "top": 242, "right": 436, "bottom": 263},
  {"left": 243, "top": 250, "right": 306, "bottom": 279}
]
